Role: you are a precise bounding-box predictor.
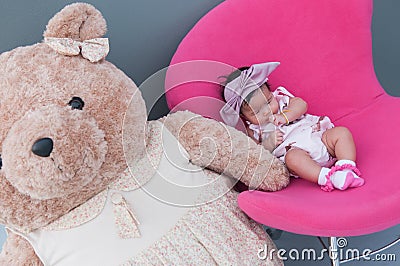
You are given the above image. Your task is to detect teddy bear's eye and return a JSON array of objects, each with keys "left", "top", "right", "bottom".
[
  {"left": 68, "top": 97, "right": 85, "bottom": 110},
  {"left": 0, "top": 154, "right": 2, "bottom": 170}
]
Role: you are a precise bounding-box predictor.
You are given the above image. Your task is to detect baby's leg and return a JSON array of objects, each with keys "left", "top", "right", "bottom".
[
  {"left": 321, "top": 126, "right": 355, "bottom": 161},
  {"left": 284, "top": 127, "right": 364, "bottom": 191},
  {"left": 320, "top": 127, "right": 364, "bottom": 191},
  {"left": 285, "top": 148, "right": 321, "bottom": 183}
]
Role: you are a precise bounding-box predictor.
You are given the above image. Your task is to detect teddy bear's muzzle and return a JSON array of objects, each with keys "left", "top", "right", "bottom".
[{"left": 2, "top": 105, "right": 108, "bottom": 200}]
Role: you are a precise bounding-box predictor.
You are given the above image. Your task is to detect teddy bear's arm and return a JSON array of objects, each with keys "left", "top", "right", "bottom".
[
  {"left": 160, "top": 111, "right": 290, "bottom": 191},
  {"left": 0, "top": 230, "right": 43, "bottom": 266}
]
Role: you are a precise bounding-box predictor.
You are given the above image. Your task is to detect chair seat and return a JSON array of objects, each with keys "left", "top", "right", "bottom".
[{"left": 238, "top": 94, "right": 400, "bottom": 236}]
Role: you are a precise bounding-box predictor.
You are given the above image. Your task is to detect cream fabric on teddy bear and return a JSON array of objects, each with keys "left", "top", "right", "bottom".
[{"left": 9, "top": 121, "right": 268, "bottom": 265}]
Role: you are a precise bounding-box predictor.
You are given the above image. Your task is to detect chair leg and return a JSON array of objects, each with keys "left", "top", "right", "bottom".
[
  {"left": 329, "top": 237, "right": 340, "bottom": 266},
  {"left": 262, "top": 225, "right": 284, "bottom": 240}
]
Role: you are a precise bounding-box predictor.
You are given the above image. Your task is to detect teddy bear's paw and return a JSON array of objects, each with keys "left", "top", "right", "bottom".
[{"left": 258, "top": 157, "right": 290, "bottom": 191}]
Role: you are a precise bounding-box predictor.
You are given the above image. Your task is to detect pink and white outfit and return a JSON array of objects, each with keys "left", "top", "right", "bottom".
[{"left": 247, "top": 86, "right": 336, "bottom": 169}]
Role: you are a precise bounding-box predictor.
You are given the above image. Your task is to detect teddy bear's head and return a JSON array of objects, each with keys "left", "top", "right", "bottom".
[{"left": 0, "top": 3, "right": 147, "bottom": 232}]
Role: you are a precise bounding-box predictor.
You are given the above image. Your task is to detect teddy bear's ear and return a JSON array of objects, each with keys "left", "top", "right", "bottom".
[{"left": 43, "top": 2, "right": 107, "bottom": 41}]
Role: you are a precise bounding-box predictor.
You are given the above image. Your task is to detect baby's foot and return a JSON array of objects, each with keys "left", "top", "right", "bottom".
[
  {"left": 318, "top": 160, "right": 364, "bottom": 191},
  {"left": 330, "top": 170, "right": 364, "bottom": 190}
]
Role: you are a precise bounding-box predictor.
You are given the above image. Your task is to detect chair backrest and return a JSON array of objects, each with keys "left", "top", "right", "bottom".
[{"left": 165, "top": 0, "right": 384, "bottom": 123}]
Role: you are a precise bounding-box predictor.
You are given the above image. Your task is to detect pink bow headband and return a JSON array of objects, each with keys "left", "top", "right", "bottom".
[
  {"left": 219, "top": 62, "right": 280, "bottom": 127},
  {"left": 44, "top": 37, "right": 109, "bottom": 63}
]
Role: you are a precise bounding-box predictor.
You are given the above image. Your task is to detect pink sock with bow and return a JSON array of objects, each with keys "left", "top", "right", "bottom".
[{"left": 318, "top": 160, "right": 365, "bottom": 192}]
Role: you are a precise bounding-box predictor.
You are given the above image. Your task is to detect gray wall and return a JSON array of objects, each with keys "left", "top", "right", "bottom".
[
  {"left": 0, "top": 0, "right": 399, "bottom": 263},
  {"left": 0, "top": 0, "right": 398, "bottom": 116},
  {"left": 372, "top": 0, "right": 400, "bottom": 97},
  {"left": 0, "top": 0, "right": 224, "bottom": 119}
]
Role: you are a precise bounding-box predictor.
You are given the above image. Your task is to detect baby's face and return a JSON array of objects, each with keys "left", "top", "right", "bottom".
[{"left": 241, "top": 84, "right": 279, "bottom": 125}]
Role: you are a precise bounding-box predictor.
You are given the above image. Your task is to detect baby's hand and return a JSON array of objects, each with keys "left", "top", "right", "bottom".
[
  {"left": 274, "top": 130, "right": 284, "bottom": 146},
  {"left": 269, "top": 114, "right": 288, "bottom": 126},
  {"left": 261, "top": 130, "right": 284, "bottom": 152}
]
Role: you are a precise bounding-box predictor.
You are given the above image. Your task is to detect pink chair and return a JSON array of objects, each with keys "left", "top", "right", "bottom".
[{"left": 165, "top": 0, "right": 400, "bottom": 264}]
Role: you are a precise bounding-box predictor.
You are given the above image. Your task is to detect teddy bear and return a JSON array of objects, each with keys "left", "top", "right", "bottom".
[{"left": 0, "top": 3, "right": 289, "bottom": 265}]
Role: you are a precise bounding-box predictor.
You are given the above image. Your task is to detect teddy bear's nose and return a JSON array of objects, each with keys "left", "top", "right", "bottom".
[{"left": 32, "top": 138, "right": 54, "bottom": 157}]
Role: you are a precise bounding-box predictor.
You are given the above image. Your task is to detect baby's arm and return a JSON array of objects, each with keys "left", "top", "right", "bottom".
[
  {"left": 261, "top": 130, "right": 284, "bottom": 152},
  {"left": 245, "top": 125, "right": 282, "bottom": 152},
  {"left": 244, "top": 123, "right": 283, "bottom": 152},
  {"left": 273, "top": 97, "right": 307, "bottom": 126}
]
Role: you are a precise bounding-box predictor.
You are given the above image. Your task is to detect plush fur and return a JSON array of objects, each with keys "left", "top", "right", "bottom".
[
  {"left": 0, "top": 230, "right": 42, "bottom": 265},
  {"left": 160, "top": 111, "right": 289, "bottom": 191},
  {"left": 44, "top": 2, "right": 107, "bottom": 41},
  {"left": 0, "top": 3, "right": 289, "bottom": 264}
]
